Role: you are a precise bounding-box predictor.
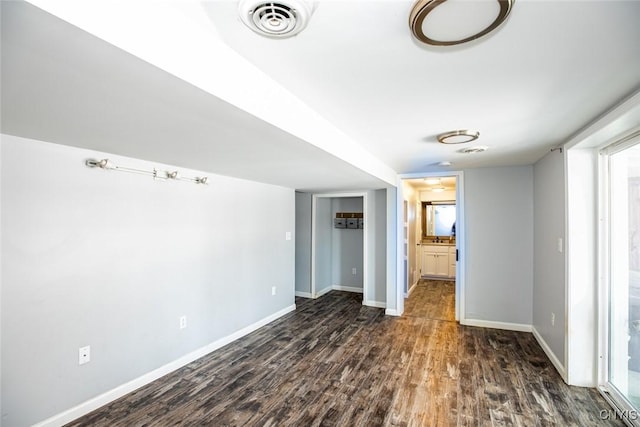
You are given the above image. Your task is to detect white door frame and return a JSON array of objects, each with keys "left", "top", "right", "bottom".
[
  {"left": 311, "top": 192, "right": 368, "bottom": 304},
  {"left": 396, "top": 171, "right": 465, "bottom": 321},
  {"left": 596, "top": 130, "right": 640, "bottom": 418}
]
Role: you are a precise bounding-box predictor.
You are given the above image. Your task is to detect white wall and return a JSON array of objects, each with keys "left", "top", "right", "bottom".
[
  {"left": 295, "top": 192, "right": 312, "bottom": 295},
  {"left": 386, "top": 187, "right": 399, "bottom": 315},
  {"left": 0, "top": 136, "right": 3, "bottom": 424},
  {"left": 533, "top": 150, "right": 566, "bottom": 372},
  {"left": 0, "top": 135, "right": 296, "bottom": 426},
  {"left": 565, "top": 147, "right": 599, "bottom": 386},
  {"left": 463, "top": 166, "right": 534, "bottom": 328},
  {"left": 331, "top": 197, "right": 363, "bottom": 289}
]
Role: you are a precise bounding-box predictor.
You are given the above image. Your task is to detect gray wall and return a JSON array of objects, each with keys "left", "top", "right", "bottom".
[
  {"left": 314, "top": 197, "right": 333, "bottom": 294},
  {"left": 464, "top": 166, "right": 534, "bottom": 325},
  {"left": 533, "top": 151, "right": 566, "bottom": 366},
  {"left": 372, "top": 189, "right": 388, "bottom": 303},
  {"left": 331, "top": 197, "right": 363, "bottom": 288},
  {"left": 295, "top": 192, "right": 312, "bottom": 294},
  {"left": 1, "top": 135, "right": 295, "bottom": 426}
]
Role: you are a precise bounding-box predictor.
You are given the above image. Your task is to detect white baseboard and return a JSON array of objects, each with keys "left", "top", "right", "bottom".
[
  {"left": 33, "top": 304, "right": 297, "bottom": 427},
  {"left": 385, "top": 308, "right": 401, "bottom": 316},
  {"left": 364, "top": 300, "right": 386, "bottom": 308},
  {"left": 313, "top": 286, "right": 380, "bottom": 308},
  {"left": 407, "top": 281, "right": 418, "bottom": 297},
  {"left": 332, "top": 285, "right": 363, "bottom": 293},
  {"left": 312, "top": 285, "right": 364, "bottom": 298},
  {"left": 461, "top": 318, "right": 532, "bottom": 332},
  {"left": 315, "top": 286, "right": 332, "bottom": 298},
  {"left": 422, "top": 275, "right": 455, "bottom": 281},
  {"left": 532, "top": 326, "right": 567, "bottom": 381},
  {"left": 295, "top": 291, "right": 312, "bottom": 298}
]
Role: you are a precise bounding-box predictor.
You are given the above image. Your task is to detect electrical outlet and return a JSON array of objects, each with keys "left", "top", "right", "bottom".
[
  {"left": 79, "top": 345, "right": 91, "bottom": 365},
  {"left": 272, "top": 286, "right": 277, "bottom": 296},
  {"left": 551, "top": 312, "right": 555, "bottom": 326},
  {"left": 285, "top": 231, "right": 292, "bottom": 241},
  {"left": 352, "top": 268, "right": 357, "bottom": 275},
  {"left": 180, "top": 315, "right": 187, "bottom": 329},
  {"left": 557, "top": 238, "right": 563, "bottom": 253}
]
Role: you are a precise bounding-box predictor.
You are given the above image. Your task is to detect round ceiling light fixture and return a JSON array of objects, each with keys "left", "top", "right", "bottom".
[
  {"left": 239, "top": 0, "right": 315, "bottom": 38},
  {"left": 437, "top": 130, "right": 480, "bottom": 144},
  {"left": 409, "top": 0, "right": 514, "bottom": 46}
]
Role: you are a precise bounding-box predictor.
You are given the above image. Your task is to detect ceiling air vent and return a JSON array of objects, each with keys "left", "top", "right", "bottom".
[{"left": 239, "top": 0, "right": 315, "bottom": 38}]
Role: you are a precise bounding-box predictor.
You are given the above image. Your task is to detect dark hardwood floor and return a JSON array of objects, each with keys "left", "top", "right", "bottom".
[{"left": 67, "top": 280, "right": 622, "bottom": 426}]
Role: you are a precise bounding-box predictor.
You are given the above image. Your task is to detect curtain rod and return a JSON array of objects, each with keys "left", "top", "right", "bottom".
[{"left": 85, "top": 159, "right": 208, "bottom": 185}]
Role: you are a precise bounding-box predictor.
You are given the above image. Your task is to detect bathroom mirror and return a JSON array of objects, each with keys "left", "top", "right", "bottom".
[{"left": 422, "top": 202, "right": 456, "bottom": 238}]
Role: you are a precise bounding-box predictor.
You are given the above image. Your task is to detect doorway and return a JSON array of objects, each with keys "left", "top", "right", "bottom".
[
  {"left": 600, "top": 132, "right": 640, "bottom": 418},
  {"left": 311, "top": 192, "right": 368, "bottom": 304},
  {"left": 396, "top": 172, "right": 465, "bottom": 321}
]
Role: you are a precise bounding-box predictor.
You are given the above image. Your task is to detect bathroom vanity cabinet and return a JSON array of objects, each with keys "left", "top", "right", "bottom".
[{"left": 421, "top": 244, "right": 456, "bottom": 278}]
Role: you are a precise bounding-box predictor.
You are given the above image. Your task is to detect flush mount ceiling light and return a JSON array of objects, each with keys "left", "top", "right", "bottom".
[
  {"left": 239, "top": 0, "right": 315, "bottom": 38},
  {"left": 424, "top": 178, "right": 441, "bottom": 185},
  {"left": 432, "top": 187, "right": 446, "bottom": 193},
  {"left": 437, "top": 130, "right": 480, "bottom": 144},
  {"left": 409, "top": 0, "right": 514, "bottom": 46}
]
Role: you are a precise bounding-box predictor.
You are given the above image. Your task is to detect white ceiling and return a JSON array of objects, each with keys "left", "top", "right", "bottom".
[
  {"left": 3, "top": 0, "right": 640, "bottom": 191},
  {"left": 206, "top": 0, "right": 640, "bottom": 172},
  {"left": 0, "top": 1, "right": 391, "bottom": 192}
]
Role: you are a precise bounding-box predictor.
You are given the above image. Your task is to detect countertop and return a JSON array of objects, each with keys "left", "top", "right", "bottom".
[{"left": 421, "top": 240, "right": 455, "bottom": 246}]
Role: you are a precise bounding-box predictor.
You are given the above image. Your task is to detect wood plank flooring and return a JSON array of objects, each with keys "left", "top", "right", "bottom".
[
  {"left": 67, "top": 281, "right": 623, "bottom": 426},
  {"left": 404, "top": 280, "right": 455, "bottom": 321}
]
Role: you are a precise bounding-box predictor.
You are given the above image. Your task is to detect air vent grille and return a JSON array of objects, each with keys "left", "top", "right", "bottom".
[
  {"left": 239, "top": 0, "right": 314, "bottom": 38},
  {"left": 251, "top": 3, "right": 297, "bottom": 36}
]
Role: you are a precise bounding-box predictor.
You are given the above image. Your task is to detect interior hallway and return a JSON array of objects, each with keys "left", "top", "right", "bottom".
[
  {"left": 66, "top": 283, "right": 621, "bottom": 426},
  {"left": 404, "top": 279, "right": 455, "bottom": 322}
]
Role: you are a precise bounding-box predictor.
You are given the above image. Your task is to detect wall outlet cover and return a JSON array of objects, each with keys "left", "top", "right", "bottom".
[{"left": 79, "top": 345, "right": 90, "bottom": 365}]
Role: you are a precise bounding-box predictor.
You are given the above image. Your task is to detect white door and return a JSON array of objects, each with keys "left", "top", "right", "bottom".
[
  {"left": 416, "top": 201, "right": 422, "bottom": 280},
  {"left": 602, "top": 133, "right": 640, "bottom": 419}
]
